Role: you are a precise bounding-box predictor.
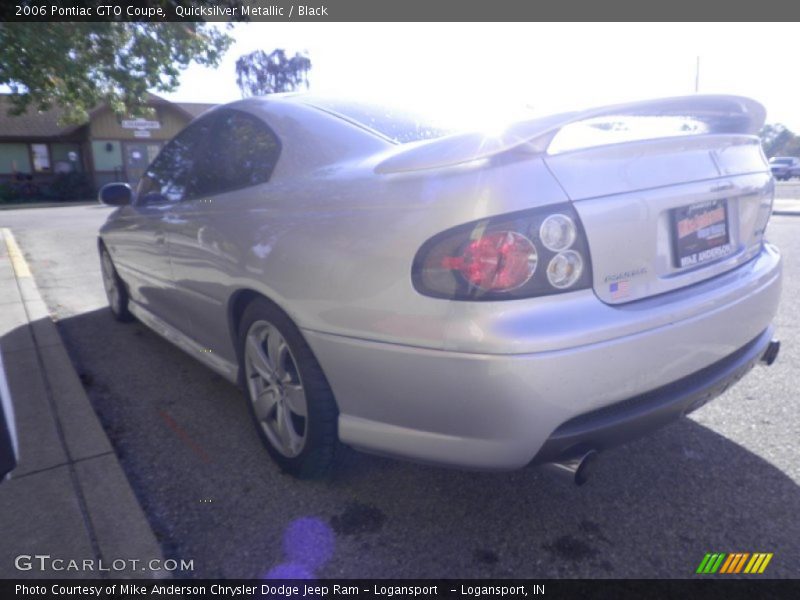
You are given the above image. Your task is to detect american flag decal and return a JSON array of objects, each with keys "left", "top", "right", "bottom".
[{"left": 609, "top": 280, "right": 630, "bottom": 299}]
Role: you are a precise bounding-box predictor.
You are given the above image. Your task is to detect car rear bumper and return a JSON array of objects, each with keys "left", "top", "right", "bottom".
[
  {"left": 302, "top": 243, "right": 782, "bottom": 470},
  {"left": 531, "top": 328, "right": 774, "bottom": 464}
]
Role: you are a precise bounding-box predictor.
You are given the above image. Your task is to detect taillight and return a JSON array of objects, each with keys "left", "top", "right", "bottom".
[
  {"left": 440, "top": 231, "right": 538, "bottom": 292},
  {"left": 412, "top": 203, "right": 592, "bottom": 300}
]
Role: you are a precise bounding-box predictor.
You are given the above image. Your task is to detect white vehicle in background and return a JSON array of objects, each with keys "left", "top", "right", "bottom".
[
  {"left": 769, "top": 156, "right": 800, "bottom": 181},
  {"left": 97, "top": 94, "right": 781, "bottom": 484}
]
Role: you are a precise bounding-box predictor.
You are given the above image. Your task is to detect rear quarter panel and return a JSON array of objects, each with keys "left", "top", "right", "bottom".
[{"left": 166, "top": 153, "right": 571, "bottom": 364}]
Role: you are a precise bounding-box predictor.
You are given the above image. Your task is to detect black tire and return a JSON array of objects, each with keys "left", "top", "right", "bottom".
[
  {"left": 238, "top": 297, "right": 341, "bottom": 479},
  {"left": 99, "top": 244, "right": 134, "bottom": 322}
]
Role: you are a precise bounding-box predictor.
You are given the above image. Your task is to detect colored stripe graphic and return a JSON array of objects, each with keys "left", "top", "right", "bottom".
[
  {"left": 697, "top": 553, "right": 727, "bottom": 574},
  {"left": 699, "top": 552, "right": 774, "bottom": 574},
  {"left": 720, "top": 554, "right": 736, "bottom": 573},
  {"left": 729, "top": 553, "right": 749, "bottom": 573},
  {"left": 696, "top": 554, "right": 713, "bottom": 574},
  {"left": 736, "top": 553, "right": 751, "bottom": 573},
  {"left": 745, "top": 554, "right": 761, "bottom": 573},
  {"left": 759, "top": 553, "right": 773, "bottom": 573},
  {"left": 710, "top": 553, "right": 726, "bottom": 573}
]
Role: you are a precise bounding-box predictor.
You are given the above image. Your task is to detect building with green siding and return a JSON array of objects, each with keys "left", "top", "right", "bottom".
[{"left": 0, "top": 93, "right": 215, "bottom": 195}]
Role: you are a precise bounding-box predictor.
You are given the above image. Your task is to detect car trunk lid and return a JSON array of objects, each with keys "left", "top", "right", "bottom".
[
  {"left": 373, "top": 94, "right": 773, "bottom": 304},
  {"left": 544, "top": 132, "right": 773, "bottom": 305}
]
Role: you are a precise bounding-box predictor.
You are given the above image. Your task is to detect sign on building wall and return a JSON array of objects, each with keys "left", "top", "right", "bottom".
[{"left": 121, "top": 119, "right": 161, "bottom": 130}]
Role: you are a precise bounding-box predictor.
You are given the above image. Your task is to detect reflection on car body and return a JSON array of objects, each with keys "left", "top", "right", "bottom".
[{"left": 0, "top": 350, "right": 18, "bottom": 481}]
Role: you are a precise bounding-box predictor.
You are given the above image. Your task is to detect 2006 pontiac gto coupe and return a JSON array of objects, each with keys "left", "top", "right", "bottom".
[{"left": 97, "top": 94, "right": 782, "bottom": 482}]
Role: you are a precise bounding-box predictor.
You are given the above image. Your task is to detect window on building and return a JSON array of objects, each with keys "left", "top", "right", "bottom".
[{"left": 31, "top": 144, "right": 51, "bottom": 172}]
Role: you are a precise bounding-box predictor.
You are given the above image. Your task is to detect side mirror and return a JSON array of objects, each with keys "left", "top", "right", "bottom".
[{"left": 98, "top": 183, "right": 133, "bottom": 207}]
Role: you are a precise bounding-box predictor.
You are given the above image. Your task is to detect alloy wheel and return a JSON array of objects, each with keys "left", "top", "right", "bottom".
[{"left": 244, "top": 320, "right": 308, "bottom": 457}]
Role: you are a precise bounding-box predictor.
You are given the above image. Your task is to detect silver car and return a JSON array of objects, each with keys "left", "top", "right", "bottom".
[{"left": 98, "top": 94, "right": 782, "bottom": 483}]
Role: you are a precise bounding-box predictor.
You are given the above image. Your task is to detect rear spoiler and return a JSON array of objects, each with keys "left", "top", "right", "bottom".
[{"left": 374, "top": 95, "right": 766, "bottom": 175}]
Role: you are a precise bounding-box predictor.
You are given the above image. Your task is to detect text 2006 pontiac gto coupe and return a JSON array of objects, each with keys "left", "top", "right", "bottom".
[{"left": 97, "top": 94, "right": 781, "bottom": 483}]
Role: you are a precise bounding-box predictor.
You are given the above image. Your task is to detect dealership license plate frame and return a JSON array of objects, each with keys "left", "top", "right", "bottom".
[{"left": 671, "top": 198, "right": 732, "bottom": 269}]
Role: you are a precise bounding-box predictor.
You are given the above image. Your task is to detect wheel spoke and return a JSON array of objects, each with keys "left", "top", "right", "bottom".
[
  {"left": 246, "top": 335, "right": 274, "bottom": 382},
  {"left": 284, "top": 384, "right": 307, "bottom": 417},
  {"left": 275, "top": 403, "right": 301, "bottom": 453},
  {"left": 267, "top": 330, "right": 289, "bottom": 382},
  {"left": 252, "top": 388, "right": 278, "bottom": 421}
]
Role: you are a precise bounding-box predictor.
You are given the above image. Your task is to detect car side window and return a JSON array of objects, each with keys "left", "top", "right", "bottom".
[
  {"left": 197, "top": 110, "right": 281, "bottom": 197},
  {"left": 136, "top": 115, "right": 217, "bottom": 204}
]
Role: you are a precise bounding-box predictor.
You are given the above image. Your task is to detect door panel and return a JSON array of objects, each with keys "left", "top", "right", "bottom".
[
  {"left": 125, "top": 115, "right": 218, "bottom": 333},
  {"left": 166, "top": 109, "right": 282, "bottom": 362},
  {"left": 163, "top": 196, "right": 244, "bottom": 364}
]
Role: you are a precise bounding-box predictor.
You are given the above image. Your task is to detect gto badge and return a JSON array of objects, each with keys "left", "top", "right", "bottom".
[{"left": 603, "top": 267, "right": 648, "bottom": 283}]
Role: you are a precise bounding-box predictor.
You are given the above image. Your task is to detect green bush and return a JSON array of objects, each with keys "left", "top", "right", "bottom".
[
  {"left": 0, "top": 181, "right": 22, "bottom": 203},
  {"left": 47, "top": 172, "right": 93, "bottom": 201}
]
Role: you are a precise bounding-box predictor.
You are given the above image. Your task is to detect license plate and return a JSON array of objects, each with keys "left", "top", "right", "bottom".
[{"left": 671, "top": 199, "right": 733, "bottom": 268}]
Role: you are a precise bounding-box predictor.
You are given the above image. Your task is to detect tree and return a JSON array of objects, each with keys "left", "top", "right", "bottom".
[
  {"left": 235, "top": 49, "right": 311, "bottom": 98},
  {"left": 0, "top": 22, "right": 232, "bottom": 123},
  {"left": 759, "top": 123, "right": 800, "bottom": 158}
]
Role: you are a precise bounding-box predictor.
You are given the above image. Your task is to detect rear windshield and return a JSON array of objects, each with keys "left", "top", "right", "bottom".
[{"left": 304, "top": 97, "right": 456, "bottom": 144}]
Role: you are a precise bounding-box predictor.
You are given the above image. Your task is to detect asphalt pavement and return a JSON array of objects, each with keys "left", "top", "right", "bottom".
[{"left": 0, "top": 201, "right": 798, "bottom": 579}]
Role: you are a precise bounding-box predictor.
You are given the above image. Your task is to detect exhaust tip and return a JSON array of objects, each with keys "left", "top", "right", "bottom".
[
  {"left": 544, "top": 449, "right": 599, "bottom": 486},
  {"left": 574, "top": 450, "right": 598, "bottom": 486},
  {"left": 761, "top": 339, "right": 780, "bottom": 366}
]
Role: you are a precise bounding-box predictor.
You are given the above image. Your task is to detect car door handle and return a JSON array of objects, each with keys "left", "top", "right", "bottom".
[{"left": 163, "top": 212, "right": 185, "bottom": 226}]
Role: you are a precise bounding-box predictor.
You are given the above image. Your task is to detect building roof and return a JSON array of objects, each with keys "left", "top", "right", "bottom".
[
  {"left": 0, "top": 95, "right": 84, "bottom": 138},
  {"left": 0, "top": 93, "right": 218, "bottom": 139}
]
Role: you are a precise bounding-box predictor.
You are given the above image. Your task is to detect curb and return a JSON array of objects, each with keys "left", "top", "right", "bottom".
[
  {"left": 0, "top": 201, "right": 97, "bottom": 211},
  {"left": 0, "top": 227, "right": 166, "bottom": 578}
]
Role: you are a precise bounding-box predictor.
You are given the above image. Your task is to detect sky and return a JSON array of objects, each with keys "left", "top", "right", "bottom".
[{"left": 161, "top": 22, "right": 800, "bottom": 131}]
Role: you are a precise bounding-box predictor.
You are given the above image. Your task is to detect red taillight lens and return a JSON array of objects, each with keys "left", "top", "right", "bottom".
[
  {"left": 412, "top": 202, "right": 592, "bottom": 301},
  {"left": 440, "top": 231, "right": 538, "bottom": 292}
]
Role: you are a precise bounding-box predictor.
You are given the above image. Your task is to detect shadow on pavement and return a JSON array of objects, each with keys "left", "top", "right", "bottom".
[{"left": 33, "top": 306, "right": 800, "bottom": 579}]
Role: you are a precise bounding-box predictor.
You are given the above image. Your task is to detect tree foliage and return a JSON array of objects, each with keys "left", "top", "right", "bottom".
[
  {"left": 0, "top": 22, "right": 232, "bottom": 123},
  {"left": 235, "top": 49, "right": 311, "bottom": 97},
  {"left": 759, "top": 123, "right": 800, "bottom": 158}
]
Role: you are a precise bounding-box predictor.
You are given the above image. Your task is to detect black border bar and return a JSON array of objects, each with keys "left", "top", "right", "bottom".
[
  {"left": 4, "top": 0, "right": 800, "bottom": 22},
  {"left": 5, "top": 579, "right": 800, "bottom": 600}
]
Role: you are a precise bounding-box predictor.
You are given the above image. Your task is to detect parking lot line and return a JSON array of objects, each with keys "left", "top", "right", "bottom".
[{"left": 0, "top": 228, "right": 31, "bottom": 279}]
